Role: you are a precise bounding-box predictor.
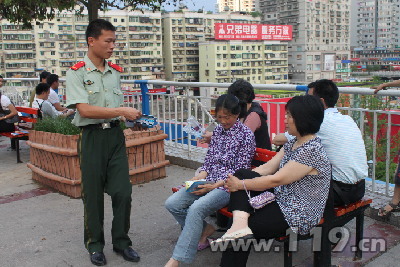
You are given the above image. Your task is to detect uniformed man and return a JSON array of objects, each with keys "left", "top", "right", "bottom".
[{"left": 66, "top": 19, "right": 141, "bottom": 266}]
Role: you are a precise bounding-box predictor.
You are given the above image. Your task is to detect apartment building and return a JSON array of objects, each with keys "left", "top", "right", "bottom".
[
  {"left": 217, "top": 0, "right": 257, "bottom": 12},
  {"left": 199, "top": 40, "right": 288, "bottom": 85},
  {"left": 349, "top": 1, "right": 400, "bottom": 71},
  {"left": 162, "top": 10, "right": 260, "bottom": 82},
  {"left": 352, "top": 0, "right": 400, "bottom": 50},
  {"left": 0, "top": 22, "right": 36, "bottom": 79},
  {"left": 260, "top": 0, "right": 351, "bottom": 83},
  {"left": 1, "top": 10, "right": 164, "bottom": 84}
]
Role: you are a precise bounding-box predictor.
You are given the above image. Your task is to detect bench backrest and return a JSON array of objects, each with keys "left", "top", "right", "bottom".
[
  {"left": 253, "top": 148, "right": 277, "bottom": 163},
  {"left": 16, "top": 107, "right": 39, "bottom": 129}
]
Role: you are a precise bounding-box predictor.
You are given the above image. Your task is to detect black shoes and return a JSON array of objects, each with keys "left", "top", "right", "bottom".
[
  {"left": 90, "top": 252, "right": 107, "bottom": 266},
  {"left": 113, "top": 247, "right": 140, "bottom": 262}
]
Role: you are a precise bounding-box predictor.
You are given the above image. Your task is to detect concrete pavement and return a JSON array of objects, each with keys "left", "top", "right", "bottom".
[{"left": 1, "top": 136, "right": 400, "bottom": 267}]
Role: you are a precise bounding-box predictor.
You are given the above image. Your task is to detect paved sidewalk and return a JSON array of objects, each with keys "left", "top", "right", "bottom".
[{"left": 1, "top": 136, "right": 400, "bottom": 267}]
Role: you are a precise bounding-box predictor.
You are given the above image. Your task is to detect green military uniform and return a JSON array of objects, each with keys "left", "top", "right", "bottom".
[{"left": 66, "top": 55, "right": 132, "bottom": 254}]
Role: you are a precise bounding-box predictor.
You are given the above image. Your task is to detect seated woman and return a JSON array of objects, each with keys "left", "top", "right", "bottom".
[
  {"left": 216, "top": 95, "right": 331, "bottom": 267},
  {"left": 0, "top": 82, "right": 19, "bottom": 150},
  {"left": 164, "top": 94, "right": 256, "bottom": 267},
  {"left": 0, "top": 92, "right": 18, "bottom": 132},
  {"left": 201, "top": 79, "right": 272, "bottom": 157}
]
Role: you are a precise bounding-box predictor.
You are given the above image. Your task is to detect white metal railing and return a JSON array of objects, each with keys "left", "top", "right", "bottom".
[{"left": 3, "top": 78, "right": 400, "bottom": 197}]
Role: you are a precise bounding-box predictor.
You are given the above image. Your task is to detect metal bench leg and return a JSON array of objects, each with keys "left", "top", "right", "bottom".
[
  {"left": 314, "top": 226, "right": 331, "bottom": 267},
  {"left": 16, "top": 139, "right": 22, "bottom": 163},
  {"left": 283, "top": 240, "right": 293, "bottom": 267},
  {"left": 355, "top": 211, "right": 364, "bottom": 260}
]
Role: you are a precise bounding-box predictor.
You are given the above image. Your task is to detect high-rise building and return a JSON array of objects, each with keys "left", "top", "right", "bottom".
[
  {"left": 162, "top": 10, "right": 260, "bottom": 82},
  {"left": 1, "top": 10, "right": 164, "bottom": 85},
  {"left": 0, "top": 22, "right": 36, "bottom": 79},
  {"left": 199, "top": 40, "right": 288, "bottom": 84},
  {"left": 352, "top": 0, "right": 400, "bottom": 50},
  {"left": 217, "top": 0, "right": 257, "bottom": 13},
  {"left": 260, "top": 0, "right": 351, "bottom": 83}
]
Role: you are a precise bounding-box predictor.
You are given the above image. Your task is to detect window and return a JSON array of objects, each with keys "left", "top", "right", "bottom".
[
  {"left": 114, "top": 19, "right": 117, "bottom": 22},
  {"left": 51, "top": 51, "right": 55, "bottom": 55}
]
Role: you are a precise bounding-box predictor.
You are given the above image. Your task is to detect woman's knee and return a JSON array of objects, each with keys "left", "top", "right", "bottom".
[{"left": 165, "top": 193, "right": 178, "bottom": 212}]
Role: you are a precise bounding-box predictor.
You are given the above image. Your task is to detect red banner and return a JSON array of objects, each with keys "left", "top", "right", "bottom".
[{"left": 215, "top": 23, "right": 292, "bottom": 41}]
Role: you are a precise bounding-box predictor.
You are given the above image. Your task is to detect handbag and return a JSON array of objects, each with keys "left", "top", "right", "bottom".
[
  {"left": 0, "top": 98, "right": 19, "bottom": 124},
  {"left": 0, "top": 110, "right": 19, "bottom": 124},
  {"left": 242, "top": 180, "right": 275, "bottom": 209}
]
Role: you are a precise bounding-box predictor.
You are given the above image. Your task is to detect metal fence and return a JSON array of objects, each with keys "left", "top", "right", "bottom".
[{"left": 3, "top": 78, "right": 400, "bottom": 196}]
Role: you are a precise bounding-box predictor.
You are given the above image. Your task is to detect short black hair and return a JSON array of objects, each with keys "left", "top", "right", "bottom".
[
  {"left": 39, "top": 71, "right": 51, "bottom": 81},
  {"left": 227, "top": 79, "right": 255, "bottom": 118},
  {"left": 46, "top": 74, "right": 59, "bottom": 86},
  {"left": 308, "top": 79, "right": 339, "bottom": 108},
  {"left": 285, "top": 95, "right": 324, "bottom": 136},
  {"left": 215, "top": 94, "right": 241, "bottom": 116},
  {"left": 35, "top": 83, "right": 51, "bottom": 95},
  {"left": 0, "top": 75, "right": 3, "bottom": 79},
  {"left": 86, "top": 19, "right": 116, "bottom": 44}
]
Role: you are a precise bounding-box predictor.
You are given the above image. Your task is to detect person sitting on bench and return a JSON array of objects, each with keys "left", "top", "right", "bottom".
[
  {"left": 164, "top": 94, "right": 256, "bottom": 267},
  {"left": 32, "top": 83, "right": 75, "bottom": 119},
  {"left": 273, "top": 80, "right": 368, "bottom": 206},
  {"left": 216, "top": 95, "right": 330, "bottom": 267}
]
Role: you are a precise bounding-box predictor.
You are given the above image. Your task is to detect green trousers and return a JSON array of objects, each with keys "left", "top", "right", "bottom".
[{"left": 78, "top": 126, "right": 132, "bottom": 253}]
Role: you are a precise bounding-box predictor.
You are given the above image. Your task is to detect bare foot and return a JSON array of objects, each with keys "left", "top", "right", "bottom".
[
  {"left": 199, "top": 223, "right": 216, "bottom": 244},
  {"left": 165, "top": 258, "right": 179, "bottom": 267}
]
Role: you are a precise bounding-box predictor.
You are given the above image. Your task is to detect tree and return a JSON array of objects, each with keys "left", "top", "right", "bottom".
[{"left": 0, "top": 0, "right": 181, "bottom": 27}]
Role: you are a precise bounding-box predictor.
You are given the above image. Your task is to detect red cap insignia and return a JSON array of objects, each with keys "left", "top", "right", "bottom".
[
  {"left": 70, "top": 61, "right": 86, "bottom": 70},
  {"left": 108, "top": 61, "right": 123, "bottom": 72}
]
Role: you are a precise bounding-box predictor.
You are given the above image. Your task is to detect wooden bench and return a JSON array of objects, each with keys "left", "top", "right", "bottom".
[
  {"left": 0, "top": 107, "right": 39, "bottom": 163},
  {"left": 171, "top": 147, "right": 372, "bottom": 267}
]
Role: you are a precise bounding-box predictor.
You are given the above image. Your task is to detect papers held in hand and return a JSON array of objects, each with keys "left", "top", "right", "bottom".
[{"left": 185, "top": 179, "right": 215, "bottom": 192}]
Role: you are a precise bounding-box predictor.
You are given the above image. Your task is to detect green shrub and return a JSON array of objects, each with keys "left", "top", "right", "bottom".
[{"left": 34, "top": 116, "right": 80, "bottom": 135}]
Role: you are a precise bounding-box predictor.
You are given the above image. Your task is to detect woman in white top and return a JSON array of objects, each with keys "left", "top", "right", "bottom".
[{"left": 0, "top": 76, "right": 18, "bottom": 133}]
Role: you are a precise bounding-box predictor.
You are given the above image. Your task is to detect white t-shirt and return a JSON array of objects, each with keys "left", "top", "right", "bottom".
[
  {"left": 47, "top": 89, "right": 60, "bottom": 105},
  {"left": 32, "top": 99, "right": 62, "bottom": 118},
  {"left": 1, "top": 94, "right": 12, "bottom": 111},
  {"left": 284, "top": 108, "right": 368, "bottom": 184}
]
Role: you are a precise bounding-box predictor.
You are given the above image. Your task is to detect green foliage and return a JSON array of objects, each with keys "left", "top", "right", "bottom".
[
  {"left": 0, "top": 0, "right": 180, "bottom": 27},
  {"left": 34, "top": 116, "right": 80, "bottom": 135},
  {"left": 250, "top": 11, "right": 262, "bottom": 17}
]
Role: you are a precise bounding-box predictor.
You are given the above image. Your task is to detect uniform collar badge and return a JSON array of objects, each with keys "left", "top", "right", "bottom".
[{"left": 84, "top": 80, "right": 94, "bottom": 85}]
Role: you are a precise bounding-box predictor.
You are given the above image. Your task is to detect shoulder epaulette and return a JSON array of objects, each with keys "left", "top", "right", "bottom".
[
  {"left": 70, "top": 61, "right": 86, "bottom": 70},
  {"left": 108, "top": 61, "right": 123, "bottom": 72}
]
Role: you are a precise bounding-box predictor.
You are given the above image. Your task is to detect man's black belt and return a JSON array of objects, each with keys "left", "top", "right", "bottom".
[{"left": 81, "top": 121, "right": 120, "bottom": 130}]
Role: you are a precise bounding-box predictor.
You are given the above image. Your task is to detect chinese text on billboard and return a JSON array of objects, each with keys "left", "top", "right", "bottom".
[{"left": 215, "top": 23, "right": 293, "bottom": 41}]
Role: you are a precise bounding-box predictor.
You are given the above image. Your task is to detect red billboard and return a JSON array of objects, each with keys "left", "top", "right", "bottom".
[{"left": 215, "top": 23, "right": 292, "bottom": 41}]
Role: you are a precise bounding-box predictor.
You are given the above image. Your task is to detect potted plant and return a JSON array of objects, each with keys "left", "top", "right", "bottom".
[{"left": 27, "top": 117, "right": 169, "bottom": 198}]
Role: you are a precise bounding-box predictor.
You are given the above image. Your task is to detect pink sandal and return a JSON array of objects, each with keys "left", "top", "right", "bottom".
[{"left": 197, "top": 239, "right": 214, "bottom": 251}]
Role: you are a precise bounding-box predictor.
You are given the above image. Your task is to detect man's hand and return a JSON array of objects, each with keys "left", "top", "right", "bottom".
[
  {"left": 371, "top": 84, "right": 386, "bottom": 94},
  {"left": 224, "top": 174, "right": 242, "bottom": 192},
  {"left": 119, "top": 107, "right": 142, "bottom": 121},
  {"left": 198, "top": 131, "right": 212, "bottom": 144},
  {"left": 191, "top": 183, "right": 215, "bottom": 195}
]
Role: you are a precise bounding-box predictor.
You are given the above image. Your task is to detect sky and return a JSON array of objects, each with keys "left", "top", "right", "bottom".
[{"left": 162, "top": 0, "right": 217, "bottom": 12}]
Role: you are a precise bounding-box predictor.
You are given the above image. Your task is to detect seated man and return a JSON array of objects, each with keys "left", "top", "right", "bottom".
[
  {"left": 32, "top": 83, "right": 75, "bottom": 118},
  {"left": 273, "top": 79, "right": 368, "bottom": 206},
  {"left": 46, "top": 74, "right": 68, "bottom": 112}
]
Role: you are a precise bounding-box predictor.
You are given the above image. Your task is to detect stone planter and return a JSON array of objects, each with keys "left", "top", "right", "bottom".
[{"left": 27, "top": 128, "right": 169, "bottom": 198}]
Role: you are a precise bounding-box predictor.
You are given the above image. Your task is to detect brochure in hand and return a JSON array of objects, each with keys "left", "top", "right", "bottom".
[{"left": 185, "top": 179, "right": 215, "bottom": 192}]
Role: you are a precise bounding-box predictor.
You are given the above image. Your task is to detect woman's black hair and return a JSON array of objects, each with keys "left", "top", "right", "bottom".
[
  {"left": 227, "top": 79, "right": 255, "bottom": 118},
  {"left": 215, "top": 94, "right": 241, "bottom": 116},
  {"left": 285, "top": 95, "right": 324, "bottom": 136}
]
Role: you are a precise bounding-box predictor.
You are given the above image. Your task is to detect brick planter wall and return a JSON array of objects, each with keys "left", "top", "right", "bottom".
[{"left": 27, "top": 128, "right": 169, "bottom": 198}]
